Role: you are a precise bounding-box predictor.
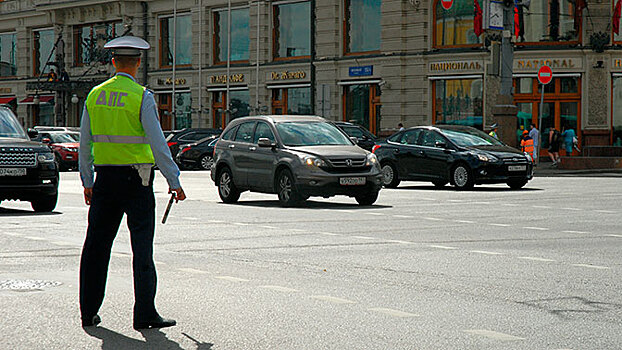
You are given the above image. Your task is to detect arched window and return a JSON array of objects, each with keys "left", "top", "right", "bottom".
[
  {"left": 434, "top": 0, "right": 482, "bottom": 48},
  {"left": 516, "top": 0, "right": 580, "bottom": 44}
]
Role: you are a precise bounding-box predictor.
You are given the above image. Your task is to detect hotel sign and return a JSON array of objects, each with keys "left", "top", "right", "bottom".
[
  {"left": 270, "top": 70, "right": 307, "bottom": 80},
  {"left": 429, "top": 61, "right": 483, "bottom": 73},
  {"left": 0, "top": 88, "right": 12, "bottom": 93},
  {"left": 514, "top": 58, "right": 582, "bottom": 71},
  {"left": 157, "top": 78, "right": 187, "bottom": 86},
  {"left": 209, "top": 74, "right": 245, "bottom": 84}
]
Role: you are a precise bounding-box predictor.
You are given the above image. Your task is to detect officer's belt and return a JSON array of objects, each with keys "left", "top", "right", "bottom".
[{"left": 92, "top": 135, "right": 149, "bottom": 144}]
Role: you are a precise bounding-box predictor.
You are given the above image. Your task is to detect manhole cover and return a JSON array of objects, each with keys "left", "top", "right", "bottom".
[{"left": 0, "top": 279, "right": 62, "bottom": 291}]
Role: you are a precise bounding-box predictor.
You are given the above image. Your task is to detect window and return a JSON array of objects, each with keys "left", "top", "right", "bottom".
[
  {"left": 344, "top": 0, "right": 381, "bottom": 54},
  {"left": 614, "top": 78, "right": 622, "bottom": 146},
  {"left": 234, "top": 122, "right": 256, "bottom": 143},
  {"left": 253, "top": 122, "right": 275, "bottom": 143},
  {"left": 0, "top": 32, "right": 17, "bottom": 76},
  {"left": 33, "top": 29, "right": 55, "bottom": 76},
  {"left": 221, "top": 125, "right": 238, "bottom": 140},
  {"left": 344, "top": 84, "right": 381, "bottom": 134},
  {"left": 434, "top": 0, "right": 482, "bottom": 48},
  {"left": 213, "top": 8, "right": 250, "bottom": 63},
  {"left": 433, "top": 78, "right": 483, "bottom": 130},
  {"left": 174, "top": 92, "right": 192, "bottom": 129},
  {"left": 420, "top": 130, "right": 446, "bottom": 147},
  {"left": 271, "top": 87, "right": 311, "bottom": 115},
  {"left": 160, "top": 14, "right": 192, "bottom": 68},
  {"left": 516, "top": 0, "right": 580, "bottom": 44},
  {"left": 273, "top": 1, "right": 310, "bottom": 59},
  {"left": 212, "top": 90, "right": 251, "bottom": 128},
  {"left": 398, "top": 129, "right": 421, "bottom": 145},
  {"left": 74, "top": 22, "right": 123, "bottom": 66}
]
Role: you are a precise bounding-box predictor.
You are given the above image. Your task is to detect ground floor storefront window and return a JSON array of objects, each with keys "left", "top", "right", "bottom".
[
  {"left": 432, "top": 77, "right": 483, "bottom": 130},
  {"left": 174, "top": 92, "right": 192, "bottom": 129},
  {"left": 270, "top": 86, "right": 311, "bottom": 115},
  {"left": 212, "top": 89, "right": 250, "bottom": 129},
  {"left": 514, "top": 76, "right": 581, "bottom": 156},
  {"left": 612, "top": 77, "right": 622, "bottom": 146},
  {"left": 343, "top": 83, "right": 381, "bottom": 134}
]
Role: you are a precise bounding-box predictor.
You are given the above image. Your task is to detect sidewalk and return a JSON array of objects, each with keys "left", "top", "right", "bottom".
[{"left": 533, "top": 163, "right": 622, "bottom": 177}]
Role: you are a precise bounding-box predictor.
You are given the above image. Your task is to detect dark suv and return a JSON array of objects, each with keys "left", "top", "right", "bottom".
[
  {"left": 211, "top": 115, "right": 383, "bottom": 206},
  {"left": 0, "top": 107, "right": 59, "bottom": 212}
]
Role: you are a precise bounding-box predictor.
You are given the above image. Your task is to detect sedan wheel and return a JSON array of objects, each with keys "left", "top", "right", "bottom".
[
  {"left": 218, "top": 167, "right": 240, "bottom": 203},
  {"left": 452, "top": 164, "right": 474, "bottom": 190},
  {"left": 381, "top": 163, "right": 401, "bottom": 188},
  {"left": 200, "top": 155, "right": 213, "bottom": 170},
  {"left": 277, "top": 169, "right": 304, "bottom": 207}
]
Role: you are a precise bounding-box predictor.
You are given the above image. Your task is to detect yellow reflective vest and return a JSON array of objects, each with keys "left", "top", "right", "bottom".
[{"left": 86, "top": 75, "right": 155, "bottom": 165}]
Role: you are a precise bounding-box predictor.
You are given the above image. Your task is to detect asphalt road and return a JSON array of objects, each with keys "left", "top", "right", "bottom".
[{"left": 1, "top": 171, "right": 621, "bottom": 350}]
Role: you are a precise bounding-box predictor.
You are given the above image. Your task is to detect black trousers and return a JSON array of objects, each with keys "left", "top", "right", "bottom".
[{"left": 79, "top": 166, "right": 159, "bottom": 321}]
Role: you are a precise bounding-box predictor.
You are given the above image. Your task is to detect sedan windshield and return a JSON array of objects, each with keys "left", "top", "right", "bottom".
[
  {"left": 276, "top": 122, "right": 352, "bottom": 146},
  {"left": 0, "top": 109, "right": 27, "bottom": 139},
  {"left": 441, "top": 128, "right": 504, "bottom": 147}
]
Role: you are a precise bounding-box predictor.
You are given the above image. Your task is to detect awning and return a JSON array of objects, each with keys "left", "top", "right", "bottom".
[
  {"left": 266, "top": 83, "right": 311, "bottom": 89},
  {"left": 513, "top": 73, "right": 581, "bottom": 78},
  {"left": 0, "top": 97, "right": 16, "bottom": 105},
  {"left": 337, "top": 79, "right": 381, "bottom": 86},
  {"left": 206, "top": 86, "right": 248, "bottom": 92},
  {"left": 427, "top": 75, "right": 483, "bottom": 81},
  {"left": 19, "top": 95, "right": 54, "bottom": 105}
]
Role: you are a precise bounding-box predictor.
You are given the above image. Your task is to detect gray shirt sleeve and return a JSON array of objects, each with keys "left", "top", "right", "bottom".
[
  {"left": 78, "top": 105, "right": 95, "bottom": 188},
  {"left": 141, "top": 90, "right": 182, "bottom": 189}
]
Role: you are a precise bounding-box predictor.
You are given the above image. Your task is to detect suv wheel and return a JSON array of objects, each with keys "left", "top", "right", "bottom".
[
  {"left": 355, "top": 191, "right": 379, "bottom": 206},
  {"left": 217, "top": 167, "right": 240, "bottom": 203},
  {"left": 381, "top": 163, "right": 400, "bottom": 188},
  {"left": 277, "top": 169, "right": 304, "bottom": 207},
  {"left": 452, "top": 164, "right": 474, "bottom": 190},
  {"left": 31, "top": 193, "right": 57, "bottom": 212},
  {"left": 200, "top": 155, "right": 213, "bottom": 170}
]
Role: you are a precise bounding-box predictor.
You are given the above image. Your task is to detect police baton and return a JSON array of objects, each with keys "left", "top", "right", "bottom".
[{"left": 161, "top": 193, "right": 176, "bottom": 224}]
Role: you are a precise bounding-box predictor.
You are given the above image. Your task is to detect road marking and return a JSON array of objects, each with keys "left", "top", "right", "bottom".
[
  {"left": 463, "top": 329, "right": 525, "bottom": 341},
  {"left": 292, "top": 229, "right": 306, "bottom": 232},
  {"left": 428, "top": 244, "right": 458, "bottom": 250},
  {"left": 2, "top": 232, "right": 22, "bottom": 236},
  {"left": 532, "top": 205, "right": 551, "bottom": 209},
  {"left": 208, "top": 220, "right": 225, "bottom": 223},
  {"left": 606, "top": 234, "right": 622, "bottom": 238},
  {"left": 178, "top": 268, "right": 209, "bottom": 274},
  {"left": 260, "top": 225, "right": 278, "bottom": 229},
  {"left": 448, "top": 199, "right": 465, "bottom": 203},
  {"left": 570, "top": 264, "right": 610, "bottom": 270},
  {"left": 562, "top": 207, "right": 581, "bottom": 211},
  {"left": 594, "top": 210, "right": 616, "bottom": 214},
  {"left": 50, "top": 241, "right": 74, "bottom": 246},
  {"left": 387, "top": 240, "right": 414, "bottom": 244},
  {"left": 489, "top": 223, "right": 511, "bottom": 227},
  {"left": 310, "top": 295, "right": 356, "bottom": 304},
  {"left": 111, "top": 252, "right": 130, "bottom": 258},
  {"left": 368, "top": 307, "right": 418, "bottom": 318},
  {"left": 154, "top": 261, "right": 167, "bottom": 266},
  {"left": 523, "top": 226, "right": 549, "bottom": 231},
  {"left": 318, "top": 232, "right": 340, "bottom": 236},
  {"left": 563, "top": 230, "right": 589, "bottom": 234},
  {"left": 24, "top": 236, "right": 45, "bottom": 241},
  {"left": 502, "top": 204, "right": 519, "bottom": 207},
  {"left": 352, "top": 235, "right": 376, "bottom": 240},
  {"left": 368, "top": 213, "right": 385, "bottom": 216},
  {"left": 215, "top": 276, "right": 249, "bottom": 282},
  {"left": 423, "top": 217, "right": 443, "bottom": 221},
  {"left": 259, "top": 285, "right": 299, "bottom": 293},
  {"left": 455, "top": 220, "right": 475, "bottom": 224},
  {"left": 472, "top": 201, "right": 491, "bottom": 205},
  {"left": 419, "top": 197, "right": 436, "bottom": 201},
  {"left": 393, "top": 215, "right": 413, "bottom": 218},
  {"left": 518, "top": 256, "right": 555, "bottom": 262},
  {"left": 232, "top": 222, "right": 249, "bottom": 226},
  {"left": 182, "top": 217, "right": 198, "bottom": 221},
  {"left": 470, "top": 250, "right": 503, "bottom": 255},
  {"left": 336, "top": 210, "right": 355, "bottom": 213}
]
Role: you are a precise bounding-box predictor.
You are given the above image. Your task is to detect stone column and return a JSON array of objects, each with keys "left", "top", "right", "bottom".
[{"left": 492, "top": 95, "right": 518, "bottom": 148}]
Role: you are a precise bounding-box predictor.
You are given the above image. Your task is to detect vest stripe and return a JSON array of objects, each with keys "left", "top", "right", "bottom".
[{"left": 92, "top": 135, "right": 149, "bottom": 144}]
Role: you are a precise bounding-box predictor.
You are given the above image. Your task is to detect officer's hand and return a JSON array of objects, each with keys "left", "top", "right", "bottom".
[
  {"left": 169, "top": 188, "right": 186, "bottom": 202},
  {"left": 84, "top": 187, "right": 93, "bottom": 205}
]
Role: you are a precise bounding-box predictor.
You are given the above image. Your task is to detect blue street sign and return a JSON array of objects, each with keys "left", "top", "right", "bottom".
[{"left": 349, "top": 65, "right": 373, "bottom": 77}]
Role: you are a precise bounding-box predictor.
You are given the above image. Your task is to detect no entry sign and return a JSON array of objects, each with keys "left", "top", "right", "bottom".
[
  {"left": 538, "top": 65, "right": 553, "bottom": 85},
  {"left": 441, "top": 0, "right": 453, "bottom": 10}
]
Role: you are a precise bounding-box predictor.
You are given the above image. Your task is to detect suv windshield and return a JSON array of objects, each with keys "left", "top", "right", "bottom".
[
  {"left": 0, "top": 109, "right": 27, "bottom": 139},
  {"left": 276, "top": 122, "right": 352, "bottom": 146},
  {"left": 441, "top": 128, "right": 504, "bottom": 147}
]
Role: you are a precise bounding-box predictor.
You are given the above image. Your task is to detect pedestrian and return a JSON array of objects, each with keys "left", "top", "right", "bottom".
[
  {"left": 516, "top": 125, "right": 525, "bottom": 145},
  {"left": 520, "top": 130, "right": 534, "bottom": 161},
  {"left": 60, "top": 68, "right": 70, "bottom": 82},
  {"left": 78, "top": 36, "right": 186, "bottom": 330},
  {"left": 398, "top": 123, "right": 404, "bottom": 131},
  {"left": 47, "top": 68, "right": 58, "bottom": 82},
  {"left": 489, "top": 123, "right": 499, "bottom": 140},
  {"left": 561, "top": 123, "right": 577, "bottom": 156},
  {"left": 529, "top": 123, "right": 539, "bottom": 163},
  {"left": 548, "top": 127, "right": 561, "bottom": 166}
]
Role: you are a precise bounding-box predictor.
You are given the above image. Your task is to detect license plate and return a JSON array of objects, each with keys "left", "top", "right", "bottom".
[
  {"left": 508, "top": 165, "right": 526, "bottom": 172},
  {"left": 0, "top": 168, "right": 27, "bottom": 176},
  {"left": 340, "top": 177, "right": 366, "bottom": 186}
]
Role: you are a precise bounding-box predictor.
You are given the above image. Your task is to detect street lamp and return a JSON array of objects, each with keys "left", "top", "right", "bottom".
[{"left": 71, "top": 94, "right": 79, "bottom": 104}]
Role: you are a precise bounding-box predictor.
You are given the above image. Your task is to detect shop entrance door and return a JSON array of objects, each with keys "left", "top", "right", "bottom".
[
  {"left": 157, "top": 93, "right": 173, "bottom": 130},
  {"left": 343, "top": 84, "right": 381, "bottom": 134}
]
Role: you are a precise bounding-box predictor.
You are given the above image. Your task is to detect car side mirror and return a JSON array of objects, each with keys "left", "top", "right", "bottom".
[
  {"left": 27, "top": 128, "right": 39, "bottom": 139},
  {"left": 350, "top": 136, "right": 359, "bottom": 144},
  {"left": 42, "top": 138, "right": 51, "bottom": 144},
  {"left": 435, "top": 141, "right": 447, "bottom": 149},
  {"left": 257, "top": 138, "right": 275, "bottom": 148}
]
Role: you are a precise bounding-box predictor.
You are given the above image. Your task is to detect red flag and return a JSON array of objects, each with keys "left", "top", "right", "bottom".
[
  {"left": 614, "top": 0, "right": 622, "bottom": 35},
  {"left": 474, "top": 0, "right": 483, "bottom": 37},
  {"left": 514, "top": 4, "right": 519, "bottom": 38}
]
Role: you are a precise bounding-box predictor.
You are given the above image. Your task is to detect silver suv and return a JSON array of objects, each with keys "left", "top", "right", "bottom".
[{"left": 210, "top": 116, "right": 383, "bottom": 206}]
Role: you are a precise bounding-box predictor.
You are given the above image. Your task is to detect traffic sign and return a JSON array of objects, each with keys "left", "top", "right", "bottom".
[
  {"left": 441, "top": 0, "right": 453, "bottom": 10},
  {"left": 537, "top": 65, "right": 553, "bottom": 85}
]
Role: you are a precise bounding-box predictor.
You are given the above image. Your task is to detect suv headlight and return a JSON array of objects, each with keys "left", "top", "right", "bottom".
[
  {"left": 37, "top": 152, "right": 55, "bottom": 163},
  {"left": 302, "top": 156, "right": 326, "bottom": 167},
  {"left": 365, "top": 153, "right": 379, "bottom": 166}
]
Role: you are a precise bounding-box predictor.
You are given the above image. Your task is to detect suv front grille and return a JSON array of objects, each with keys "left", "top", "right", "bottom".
[
  {"left": 327, "top": 157, "right": 366, "bottom": 168},
  {"left": 0, "top": 148, "right": 37, "bottom": 168}
]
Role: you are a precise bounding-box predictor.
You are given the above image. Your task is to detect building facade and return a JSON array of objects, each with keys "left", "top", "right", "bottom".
[{"left": 0, "top": 0, "right": 620, "bottom": 152}]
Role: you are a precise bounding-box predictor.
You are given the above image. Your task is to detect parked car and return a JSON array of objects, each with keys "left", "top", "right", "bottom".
[
  {"left": 177, "top": 136, "right": 219, "bottom": 170},
  {"left": 334, "top": 122, "right": 378, "bottom": 151},
  {"left": 166, "top": 128, "right": 222, "bottom": 164},
  {"left": 211, "top": 115, "right": 383, "bottom": 206},
  {"left": 32, "top": 131, "right": 80, "bottom": 171},
  {"left": 0, "top": 107, "right": 59, "bottom": 212},
  {"left": 373, "top": 125, "right": 533, "bottom": 190}
]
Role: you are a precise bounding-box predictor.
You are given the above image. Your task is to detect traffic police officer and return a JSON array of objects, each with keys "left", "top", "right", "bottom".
[{"left": 78, "top": 36, "right": 186, "bottom": 329}]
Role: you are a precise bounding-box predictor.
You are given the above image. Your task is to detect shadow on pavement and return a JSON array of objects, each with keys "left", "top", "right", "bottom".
[
  {"left": 396, "top": 185, "right": 543, "bottom": 192},
  {"left": 0, "top": 207, "right": 62, "bottom": 216},
  {"left": 226, "top": 200, "right": 392, "bottom": 209},
  {"left": 84, "top": 327, "right": 213, "bottom": 350}
]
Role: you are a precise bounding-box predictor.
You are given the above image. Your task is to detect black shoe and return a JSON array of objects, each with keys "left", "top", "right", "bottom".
[
  {"left": 82, "top": 315, "right": 101, "bottom": 327},
  {"left": 133, "top": 316, "right": 176, "bottom": 330}
]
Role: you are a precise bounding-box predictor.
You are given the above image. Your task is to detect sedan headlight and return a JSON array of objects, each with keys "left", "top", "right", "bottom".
[
  {"left": 302, "top": 156, "right": 326, "bottom": 167},
  {"left": 365, "top": 153, "right": 378, "bottom": 166},
  {"left": 37, "top": 152, "right": 55, "bottom": 163},
  {"left": 477, "top": 154, "right": 498, "bottom": 162}
]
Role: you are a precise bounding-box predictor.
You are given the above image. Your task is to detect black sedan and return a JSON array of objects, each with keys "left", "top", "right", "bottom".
[
  {"left": 176, "top": 137, "right": 219, "bottom": 170},
  {"left": 334, "top": 122, "right": 378, "bottom": 151},
  {"left": 372, "top": 125, "right": 533, "bottom": 190}
]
